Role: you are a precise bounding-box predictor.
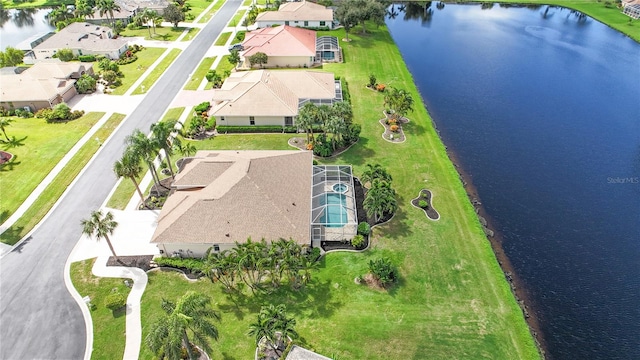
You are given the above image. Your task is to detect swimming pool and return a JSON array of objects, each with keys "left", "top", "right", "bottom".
[
  {"left": 321, "top": 193, "right": 348, "bottom": 227},
  {"left": 333, "top": 183, "right": 348, "bottom": 193}
]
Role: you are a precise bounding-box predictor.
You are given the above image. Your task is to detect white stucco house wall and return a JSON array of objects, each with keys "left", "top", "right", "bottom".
[
  {"left": 255, "top": 0, "right": 334, "bottom": 29},
  {"left": 32, "top": 22, "right": 128, "bottom": 61}
]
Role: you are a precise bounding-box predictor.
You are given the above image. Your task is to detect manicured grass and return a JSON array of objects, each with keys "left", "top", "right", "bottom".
[
  {"left": 1, "top": 113, "right": 125, "bottom": 245},
  {"left": 1, "top": 0, "right": 70, "bottom": 9},
  {"left": 132, "top": 49, "right": 181, "bottom": 95},
  {"left": 229, "top": 9, "right": 246, "bottom": 27},
  {"left": 215, "top": 55, "right": 235, "bottom": 74},
  {"left": 472, "top": 0, "right": 640, "bottom": 42},
  {"left": 186, "top": 0, "right": 215, "bottom": 23},
  {"left": 0, "top": 112, "right": 104, "bottom": 224},
  {"left": 70, "top": 258, "right": 131, "bottom": 360},
  {"left": 119, "top": 27, "right": 192, "bottom": 41},
  {"left": 141, "top": 26, "right": 540, "bottom": 359},
  {"left": 184, "top": 57, "right": 216, "bottom": 90},
  {"left": 106, "top": 108, "right": 185, "bottom": 210},
  {"left": 109, "top": 48, "right": 165, "bottom": 96},
  {"left": 182, "top": 133, "right": 293, "bottom": 151},
  {"left": 215, "top": 32, "right": 232, "bottom": 46},
  {"left": 197, "top": 0, "right": 225, "bottom": 24},
  {"left": 180, "top": 27, "right": 201, "bottom": 41}
]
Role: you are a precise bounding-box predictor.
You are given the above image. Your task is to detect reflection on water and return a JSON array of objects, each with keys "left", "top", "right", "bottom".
[
  {"left": 388, "top": 3, "right": 640, "bottom": 360},
  {"left": 0, "top": 9, "right": 55, "bottom": 50}
]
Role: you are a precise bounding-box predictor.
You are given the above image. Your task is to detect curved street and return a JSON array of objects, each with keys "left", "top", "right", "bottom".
[{"left": 0, "top": 1, "right": 241, "bottom": 358}]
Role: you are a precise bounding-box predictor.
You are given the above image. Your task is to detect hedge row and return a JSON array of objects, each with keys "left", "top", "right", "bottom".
[
  {"left": 217, "top": 125, "right": 298, "bottom": 133},
  {"left": 154, "top": 257, "right": 205, "bottom": 274}
]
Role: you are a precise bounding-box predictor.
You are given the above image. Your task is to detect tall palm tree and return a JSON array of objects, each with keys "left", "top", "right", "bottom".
[
  {"left": 113, "top": 148, "right": 146, "bottom": 208},
  {"left": 96, "top": 0, "right": 120, "bottom": 28},
  {"left": 332, "top": 101, "right": 353, "bottom": 124},
  {"left": 146, "top": 292, "right": 220, "bottom": 360},
  {"left": 126, "top": 129, "right": 165, "bottom": 191},
  {"left": 47, "top": 5, "right": 74, "bottom": 27},
  {"left": 384, "top": 87, "right": 414, "bottom": 121},
  {"left": 363, "top": 179, "right": 398, "bottom": 223},
  {"left": 144, "top": 8, "right": 160, "bottom": 35},
  {"left": 81, "top": 210, "right": 119, "bottom": 259},
  {"left": 75, "top": 0, "right": 95, "bottom": 19},
  {"left": 360, "top": 163, "right": 392, "bottom": 188},
  {"left": 150, "top": 120, "right": 180, "bottom": 179},
  {"left": 248, "top": 304, "right": 297, "bottom": 355},
  {"left": 0, "top": 117, "right": 14, "bottom": 142},
  {"left": 296, "top": 102, "right": 318, "bottom": 144}
]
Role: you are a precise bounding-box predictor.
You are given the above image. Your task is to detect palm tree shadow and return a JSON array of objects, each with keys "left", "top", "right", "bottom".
[
  {"left": 2, "top": 136, "right": 27, "bottom": 149},
  {"left": 0, "top": 155, "right": 21, "bottom": 172}
]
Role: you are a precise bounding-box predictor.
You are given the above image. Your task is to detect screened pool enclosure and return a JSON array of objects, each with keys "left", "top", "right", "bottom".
[{"left": 310, "top": 165, "right": 358, "bottom": 246}]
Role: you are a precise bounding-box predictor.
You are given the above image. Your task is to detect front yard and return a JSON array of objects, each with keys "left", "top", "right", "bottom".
[{"left": 108, "top": 47, "right": 165, "bottom": 95}]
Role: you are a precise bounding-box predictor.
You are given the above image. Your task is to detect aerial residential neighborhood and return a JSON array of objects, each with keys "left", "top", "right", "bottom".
[{"left": 0, "top": 1, "right": 638, "bottom": 360}]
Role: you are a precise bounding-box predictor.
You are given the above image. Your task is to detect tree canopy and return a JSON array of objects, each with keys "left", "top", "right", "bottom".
[
  {"left": 163, "top": 4, "right": 185, "bottom": 28},
  {"left": 0, "top": 47, "right": 24, "bottom": 68}
]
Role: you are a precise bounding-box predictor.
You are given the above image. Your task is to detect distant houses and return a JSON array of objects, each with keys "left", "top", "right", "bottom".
[
  {"left": 622, "top": 0, "right": 640, "bottom": 19},
  {"left": 255, "top": 0, "right": 334, "bottom": 29},
  {"left": 0, "top": 60, "right": 94, "bottom": 111},
  {"left": 27, "top": 22, "right": 128, "bottom": 62},
  {"left": 88, "top": 0, "right": 170, "bottom": 25}
]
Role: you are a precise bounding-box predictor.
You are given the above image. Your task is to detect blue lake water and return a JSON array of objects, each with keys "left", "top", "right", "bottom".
[
  {"left": 387, "top": 3, "right": 640, "bottom": 359},
  {"left": 0, "top": 9, "right": 55, "bottom": 51}
]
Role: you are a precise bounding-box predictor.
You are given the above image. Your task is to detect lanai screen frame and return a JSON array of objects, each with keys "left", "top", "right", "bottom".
[{"left": 310, "top": 165, "right": 358, "bottom": 243}]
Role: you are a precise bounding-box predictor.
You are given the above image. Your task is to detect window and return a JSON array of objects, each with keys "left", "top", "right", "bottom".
[
  {"left": 250, "top": 116, "right": 255, "bottom": 125},
  {"left": 285, "top": 116, "right": 293, "bottom": 126},
  {"left": 304, "top": 21, "right": 309, "bottom": 26},
  {"left": 320, "top": 21, "right": 325, "bottom": 27},
  {"left": 285, "top": 21, "right": 289, "bottom": 26},
  {"left": 220, "top": 116, "right": 225, "bottom": 122},
  {"left": 213, "top": 245, "right": 220, "bottom": 252}
]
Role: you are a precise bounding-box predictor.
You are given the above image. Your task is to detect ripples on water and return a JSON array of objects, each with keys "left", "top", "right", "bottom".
[{"left": 387, "top": 3, "right": 640, "bottom": 359}]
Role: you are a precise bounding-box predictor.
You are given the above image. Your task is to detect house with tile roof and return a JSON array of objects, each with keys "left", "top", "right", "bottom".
[
  {"left": 88, "top": 0, "right": 170, "bottom": 25},
  {"left": 150, "top": 150, "right": 313, "bottom": 257},
  {"left": 239, "top": 25, "right": 317, "bottom": 69},
  {"left": 0, "top": 60, "right": 94, "bottom": 111},
  {"left": 208, "top": 69, "right": 342, "bottom": 127},
  {"left": 31, "top": 22, "right": 128, "bottom": 61},
  {"left": 255, "top": 1, "right": 334, "bottom": 29}
]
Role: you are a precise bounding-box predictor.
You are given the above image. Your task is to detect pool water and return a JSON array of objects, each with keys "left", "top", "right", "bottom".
[
  {"left": 321, "top": 193, "right": 348, "bottom": 227},
  {"left": 333, "top": 183, "right": 348, "bottom": 193}
]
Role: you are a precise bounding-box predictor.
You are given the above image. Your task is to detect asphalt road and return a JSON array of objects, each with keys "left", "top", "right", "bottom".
[{"left": 0, "top": 1, "right": 241, "bottom": 358}]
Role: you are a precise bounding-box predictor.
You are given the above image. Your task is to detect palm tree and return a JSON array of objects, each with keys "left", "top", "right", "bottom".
[
  {"left": 248, "top": 304, "right": 297, "bottom": 355},
  {"left": 96, "top": 0, "right": 121, "bottom": 28},
  {"left": 150, "top": 120, "right": 180, "bottom": 179},
  {"left": 47, "top": 5, "right": 74, "bottom": 27},
  {"left": 75, "top": 0, "right": 94, "bottom": 19},
  {"left": 113, "top": 148, "right": 146, "bottom": 208},
  {"left": 363, "top": 179, "right": 398, "bottom": 223},
  {"left": 360, "top": 163, "right": 392, "bottom": 188},
  {"left": 0, "top": 117, "right": 14, "bottom": 142},
  {"left": 126, "top": 129, "right": 165, "bottom": 191},
  {"left": 146, "top": 292, "right": 220, "bottom": 360},
  {"left": 144, "top": 8, "right": 160, "bottom": 35},
  {"left": 178, "top": 142, "right": 197, "bottom": 158},
  {"left": 296, "top": 102, "right": 318, "bottom": 144},
  {"left": 332, "top": 101, "right": 353, "bottom": 124},
  {"left": 384, "top": 87, "right": 414, "bottom": 121},
  {"left": 81, "top": 210, "right": 119, "bottom": 259}
]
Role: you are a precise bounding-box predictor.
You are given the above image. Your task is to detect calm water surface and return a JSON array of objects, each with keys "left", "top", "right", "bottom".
[
  {"left": 0, "top": 9, "right": 55, "bottom": 50},
  {"left": 387, "top": 3, "right": 640, "bottom": 359}
]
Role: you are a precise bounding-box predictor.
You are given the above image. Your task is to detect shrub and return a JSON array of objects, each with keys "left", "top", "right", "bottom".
[
  {"left": 216, "top": 125, "right": 297, "bottom": 133},
  {"left": 351, "top": 235, "right": 365, "bottom": 248},
  {"left": 312, "top": 134, "right": 332, "bottom": 157},
  {"left": 155, "top": 256, "right": 205, "bottom": 274},
  {"left": 78, "top": 54, "right": 96, "bottom": 62},
  {"left": 387, "top": 118, "right": 397, "bottom": 125},
  {"left": 306, "top": 247, "right": 321, "bottom": 262},
  {"left": 368, "top": 257, "right": 398, "bottom": 287},
  {"left": 76, "top": 74, "right": 97, "bottom": 94},
  {"left": 194, "top": 101, "right": 211, "bottom": 114},
  {"left": 342, "top": 123, "right": 361, "bottom": 145},
  {"left": 116, "top": 54, "right": 138, "bottom": 65},
  {"left": 56, "top": 48, "right": 74, "bottom": 62},
  {"left": 235, "top": 31, "right": 246, "bottom": 42},
  {"left": 104, "top": 291, "right": 126, "bottom": 311},
  {"left": 306, "top": 143, "right": 314, "bottom": 150},
  {"left": 418, "top": 199, "right": 428, "bottom": 208},
  {"left": 390, "top": 124, "right": 399, "bottom": 132},
  {"left": 357, "top": 222, "right": 370, "bottom": 236},
  {"left": 13, "top": 108, "right": 33, "bottom": 118},
  {"left": 376, "top": 83, "right": 386, "bottom": 92},
  {"left": 368, "top": 74, "right": 376, "bottom": 88}
]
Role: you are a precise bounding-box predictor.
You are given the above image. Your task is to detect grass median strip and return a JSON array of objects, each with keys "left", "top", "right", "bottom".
[
  {"left": 215, "top": 32, "right": 232, "bottom": 46},
  {"left": 0, "top": 113, "right": 126, "bottom": 245},
  {"left": 70, "top": 258, "right": 132, "bottom": 360},
  {"left": 184, "top": 57, "right": 216, "bottom": 90},
  {"left": 198, "top": 0, "right": 225, "bottom": 23},
  {"left": 0, "top": 112, "right": 104, "bottom": 224},
  {"left": 180, "top": 27, "right": 200, "bottom": 41},
  {"left": 109, "top": 48, "right": 165, "bottom": 96},
  {"left": 106, "top": 108, "right": 186, "bottom": 210},
  {"left": 132, "top": 49, "right": 182, "bottom": 95},
  {"left": 229, "top": 9, "right": 246, "bottom": 27}
]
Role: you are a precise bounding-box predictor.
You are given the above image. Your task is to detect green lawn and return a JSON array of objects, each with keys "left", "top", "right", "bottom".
[
  {"left": 197, "top": 0, "right": 225, "bottom": 24},
  {"left": 472, "top": 0, "right": 639, "bottom": 42},
  {"left": 139, "top": 26, "right": 540, "bottom": 359},
  {"left": 229, "top": 10, "right": 246, "bottom": 27},
  {"left": 119, "top": 27, "right": 193, "bottom": 41},
  {"left": 132, "top": 49, "right": 181, "bottom": 95},
  {"left": 215, "top": 55, "right": 235, "bottom": 74},
  {"left": 180, "top": 27, "right": 201, "bottom": 41},
  {"left": 184, "top": 57, "right": 216, "bottom": 90},
  {"left": 1, "top": 113, "right": 125, "bottom": 245},
  {"left": 1, "top": 0, "right": 71, "bottom": 9},
  {"left": 0, "top": 112, "right": 104, "bottom": 224},
  {"left": 109, "top": 48, "right": 165, "bottom": 96},
  {"left": 186, "top": 0, "right": 215, "bottom": 23},
  {"left": 106, "top": 108, "right": 185, "bottom": 210},
  {"left": 182, "top": 133, "right": 293, "bottom": 151},
  {"left": 214, "top": 32, "right": 232, "bottom": 46},
  {"left": 70, "top": 258, "right": 132, "bottom": 360}
]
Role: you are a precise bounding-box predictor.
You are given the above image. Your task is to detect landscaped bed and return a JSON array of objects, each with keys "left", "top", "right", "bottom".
[{"left": 411, "top": 189, "right": 440, "bottom": 221}]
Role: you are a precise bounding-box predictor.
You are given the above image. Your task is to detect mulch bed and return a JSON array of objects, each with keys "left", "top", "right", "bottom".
[
  {"left": 379, "top": 112, "right": 409, "bottom": 143},
  {"left": 411, "top": 189, "right": 440, "bottom": 220},
  {"left": 287, "top": 136, "right": 357, "bottom": 158},
  {"left": 107, "top": 255, "right": 154, "bottom": 271},
  {"left": 0, "top": 150, "right": 13, "bottom": 165}
]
